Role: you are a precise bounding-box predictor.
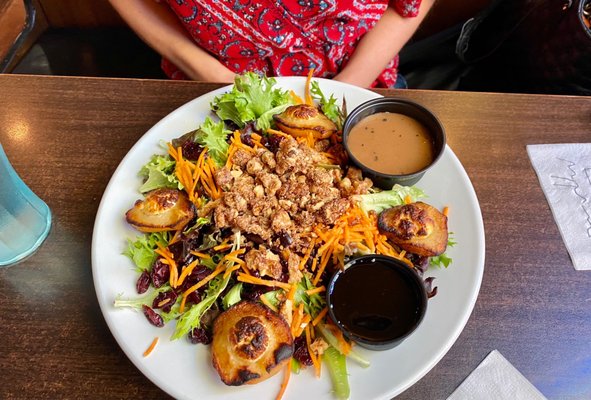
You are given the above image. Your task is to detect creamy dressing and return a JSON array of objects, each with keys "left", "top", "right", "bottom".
[{"left": 347, "top": 112, "right": 434, "bottom": 175}]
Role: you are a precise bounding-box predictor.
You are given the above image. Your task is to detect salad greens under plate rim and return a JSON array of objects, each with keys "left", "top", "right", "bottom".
[{"left": 91, "top": 77, "right": 485, "bottom": 400}]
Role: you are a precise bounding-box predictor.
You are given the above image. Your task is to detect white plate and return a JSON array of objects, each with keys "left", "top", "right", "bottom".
[{"left": 92, "top": 77, "right": 485, "bottom": 400}]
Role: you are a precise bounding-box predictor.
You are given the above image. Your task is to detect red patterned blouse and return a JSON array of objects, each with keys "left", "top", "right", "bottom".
[{"left": 162, "top": 0, "right": 422, "bottom": 87}]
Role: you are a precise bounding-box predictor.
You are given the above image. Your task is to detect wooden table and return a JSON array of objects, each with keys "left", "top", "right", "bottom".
[{"left": 1, "top": 74, "right": 590, "bottom": 399}]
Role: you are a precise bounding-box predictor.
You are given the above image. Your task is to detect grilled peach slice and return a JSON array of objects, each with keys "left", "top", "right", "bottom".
[
  {"left": 125, "top": 188, "right": 194, "bottom": 232},
  {"left": 378, "top": 201, "right": 448, "bottom": 257},
  {"left": 212, "top": 301, "right": 293, "bottom": 386},
  {"left": 273, "top": 104, "right": 337, "bottom": 139}
]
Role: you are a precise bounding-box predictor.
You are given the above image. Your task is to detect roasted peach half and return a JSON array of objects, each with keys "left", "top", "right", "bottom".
[
  {"left": 125, "top": 188, "right": 194, "bottom": 232},
  {"left": 212, "top": 301, "right": 293, "bottom": 386},
  {"left": 378, "top": 201, "right": 448, "bottom": 257},
  {"left": 273, "top": 104, "right": 337, "bottom": 139}
]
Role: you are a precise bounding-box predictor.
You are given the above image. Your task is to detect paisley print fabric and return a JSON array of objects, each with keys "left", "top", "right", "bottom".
[{"left": 162, "top": 0, "right": 422, "bottom": 87}]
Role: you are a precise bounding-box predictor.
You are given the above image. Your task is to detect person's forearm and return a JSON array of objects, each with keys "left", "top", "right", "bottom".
[
  {"left": 108, "top": 0, "right": 235, "bottom": 82},
  {"left": 334, "top": 0, "right": 435, "bottom": 88}
]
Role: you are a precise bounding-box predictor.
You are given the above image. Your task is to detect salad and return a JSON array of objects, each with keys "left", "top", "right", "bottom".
[{"left": 114, "top": 72, "right": 453, "bottom": 399}]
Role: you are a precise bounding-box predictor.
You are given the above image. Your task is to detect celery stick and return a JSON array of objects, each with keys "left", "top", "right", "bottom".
[
  {"left": 316, "top": 323, "right": 370, "bottom": 368},
  {"left": 324, "top": 346, "right": 350, "bottom": 400}
]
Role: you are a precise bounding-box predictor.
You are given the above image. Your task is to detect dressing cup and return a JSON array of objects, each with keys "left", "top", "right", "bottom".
[{"left": 342, "top": 98, "right": 446, "bottom": 189}]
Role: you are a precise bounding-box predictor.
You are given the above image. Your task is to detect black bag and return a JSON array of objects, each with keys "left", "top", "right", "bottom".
[{"left": 456, "top": 0, "right": 591, "bottom": 95}]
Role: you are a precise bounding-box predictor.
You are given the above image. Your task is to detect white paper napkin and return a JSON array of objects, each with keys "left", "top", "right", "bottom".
[
  {"left": 447, "top": 350, "right": 547, "bottom": 400},
  {"left": 527, "top": 143, "right": 591, "bottom": 270}
]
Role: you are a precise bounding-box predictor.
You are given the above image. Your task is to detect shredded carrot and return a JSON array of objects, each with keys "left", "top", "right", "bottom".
[
  {"left": 312, "top": 307, "right": 328, "bottom": 326},
  {"left": 168, "top": 144, "right": 199, "bottom": 204},
  {"left": 304, "top": 68, "right": 315, "bottom": 106},
  {"left": 176, "top": 258, "right": 200, "bottom": 287},
  {"left": 180, "top": 265, "right": 224, "bottom": 312},
  {"left": 306, "top": 131, "right": 315, "bottom": 148},
  {"left": 294, "top": 314, "right": 312, "bottom": 337},
  {"left": 155, "top": 244, "right": 178, "bottom": 288},
  {"left": 313, "top": 202, "right": 414, "bottom": 271},
  {"left": 224, "top": 248, "right": 246, "bottom": 258},
  {"left": 190, "top": 251, "right": 211, "bottom": 259},
  {"left": 157, "top": 298, "right": 171, "bottom": 308},
  {"left": 266, "top": 128, "right": 292, "bottom": 139},
  {"left": 236, "top": 273, "right": 292, "bottom": 291},
  {"left": 289, "top": 89, "right": 304, "bottom": 105},
  {"left": 143, "top": 337, "right": 159, "bottom": 357},
  {"left": 291, "top": 304, "right": 304, "bottom": 336},
  {"left": 213, "top": 240, "right": 230, "bottom": 251},
  {"left": 443, "top": 206, "right": 450, "bottom": 216},
  {"left": 275, "top": 362, "right": 291, "bottom": 400},
  {"left": 404, "top": 194, "right": 413, "bottom": 204},
  {"left": 313, "top": 226, "right": 329, "bottom": 242},
  {"left": 298, "top": 238, "right": 316, "bottom": 270},
  {"left": 310, "top": 256, "right": 318, "bottom": 272},
  {"left": 313, "top": 247, "right": 333, "bottom": 286},
  {"left": 240, "top": 262, "right": 252, "bottom": 276},
  {"left": 287, "top": 283, "right": 298, "bottom": 301},
  {"left": 223, "top": 255, "right": 245, "bottom": 265},
  {"left": 223, "top": 264, "right": 241, "bottom": 279},
  {"left": 168, "top": 229, "right": 183, "bottom": 245},
  {"left": 199, "top": 156, "right": 221, "bottom": 200},
  {"left": 305, "top": 286, "right": 325, "bottom": 296}
]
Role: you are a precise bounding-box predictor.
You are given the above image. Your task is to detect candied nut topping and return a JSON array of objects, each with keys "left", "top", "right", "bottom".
[{"left": 209, "top": 135, "right": 372, "bottom": 278}]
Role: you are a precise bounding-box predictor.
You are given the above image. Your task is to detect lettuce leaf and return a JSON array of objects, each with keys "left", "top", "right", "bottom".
[
  {"left": 194, "top": 117, "right": 231, "bottom": 167},
  {"left": 354, "top": 184, "right": 427, "bottom": 214},
  {"left": 171, "top": 274, "right": 231, "bottom": 340},
  {"left": 222, "top": 282, "right": 242, "bottom": 310},
  {"left": 294, "top": 274, "right": 326, "bottom": 317},
  {"left": 138, "top": 154, "right": 180, "bottom": 193},
  {"left": 430, "top": 234, "right": 456, "bottom": 268},
  {"left": 114, "top": 287, "right": 167, "bottom": 310},
  {"left": 123, "top": 232, "right": 170, "bottom": 272},
  {"left": 212, "top": 72, "right": 294, "bottom": 131},
  {"left": 310, "top": 80, "right": 345, "bottom": 130}
]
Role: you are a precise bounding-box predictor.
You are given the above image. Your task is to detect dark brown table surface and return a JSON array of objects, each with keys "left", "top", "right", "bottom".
[{"left": 1, "top": 74, "right": 590, "bottom": 399}]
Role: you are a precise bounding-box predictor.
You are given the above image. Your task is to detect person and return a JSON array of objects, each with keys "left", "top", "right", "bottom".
[{"left": 109, "top": 0, "right": 435, "bottom": 88}]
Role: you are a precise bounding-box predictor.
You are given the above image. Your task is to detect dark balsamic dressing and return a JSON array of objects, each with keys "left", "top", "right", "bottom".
[{"left": 329, "top": 258, "right": 425, "bottom": 342}]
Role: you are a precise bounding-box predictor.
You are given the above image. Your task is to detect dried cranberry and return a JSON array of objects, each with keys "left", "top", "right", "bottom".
[
  {"left": 152, "top": 290, "right": 178, "bottom": 313},
  {"left": 278, "top": 231, "right": 293, "bottom": 248},
  {"left": 185, "top": 290, "right": 202, "bottom": 305},
  {"left": 241, "top": 283, "right": 272, "bottom": 302},
  {"left": 244, "top": 233, "right": 265, "bottom": 245},
  {"left": 142, "top": 305, "right": 164, "bottom": 327},
  {"left": 263, "top": 134, "right": 284, "bottom": 153},
  {"left": 293, "top": 336, "right": 313, "bottom": 366},
  {"left": 410, "top": 254, "right": 429, "bottom": 275},
  {"left": 188, "top": 264, "right": 214, "bottom": 282},
  {"left": 136, "top": 271, "right": 151, "bottom": 294},
  {"left": 240, "top": 125, "right": 256, "bottom": 147},
  {"left": 424, "top": 277, "right": 438, "bottom": 298},
  {"left": 224, "top": 119, "right": 240, "bottom": 131},
  {"left": 151, "top": 259, "right": 170, "bottom": 288},
  {"left": 168, "top": 240, "right": 185, "bottom": 264},
  {"left": 182, "top": 141, "right": 204, "bottom": 161},
  {"left": 188, "top": 327, "right": 213, "bottom": 344}
]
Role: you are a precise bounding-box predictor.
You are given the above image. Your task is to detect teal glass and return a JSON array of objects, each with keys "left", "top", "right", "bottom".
[{"left": 0, "top": 143, "right": 52, "bottom": 266}]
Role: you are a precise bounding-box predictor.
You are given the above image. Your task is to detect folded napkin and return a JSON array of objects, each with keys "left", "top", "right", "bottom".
[
  {"left": 447, "top": 350, "right": 547, "bottom": 400},
  {"left": 527, "top": 143, "right": 591, "bottom": 270}
]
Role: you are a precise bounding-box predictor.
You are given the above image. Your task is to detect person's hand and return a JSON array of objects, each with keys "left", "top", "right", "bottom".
[{"left": 185, "top": 62, "right": 235, "bottom": 83}]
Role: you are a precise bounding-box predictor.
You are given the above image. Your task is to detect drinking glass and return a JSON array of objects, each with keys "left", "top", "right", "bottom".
[{"left": 0, "top": 142, "right": 52, "bottom": 266}]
